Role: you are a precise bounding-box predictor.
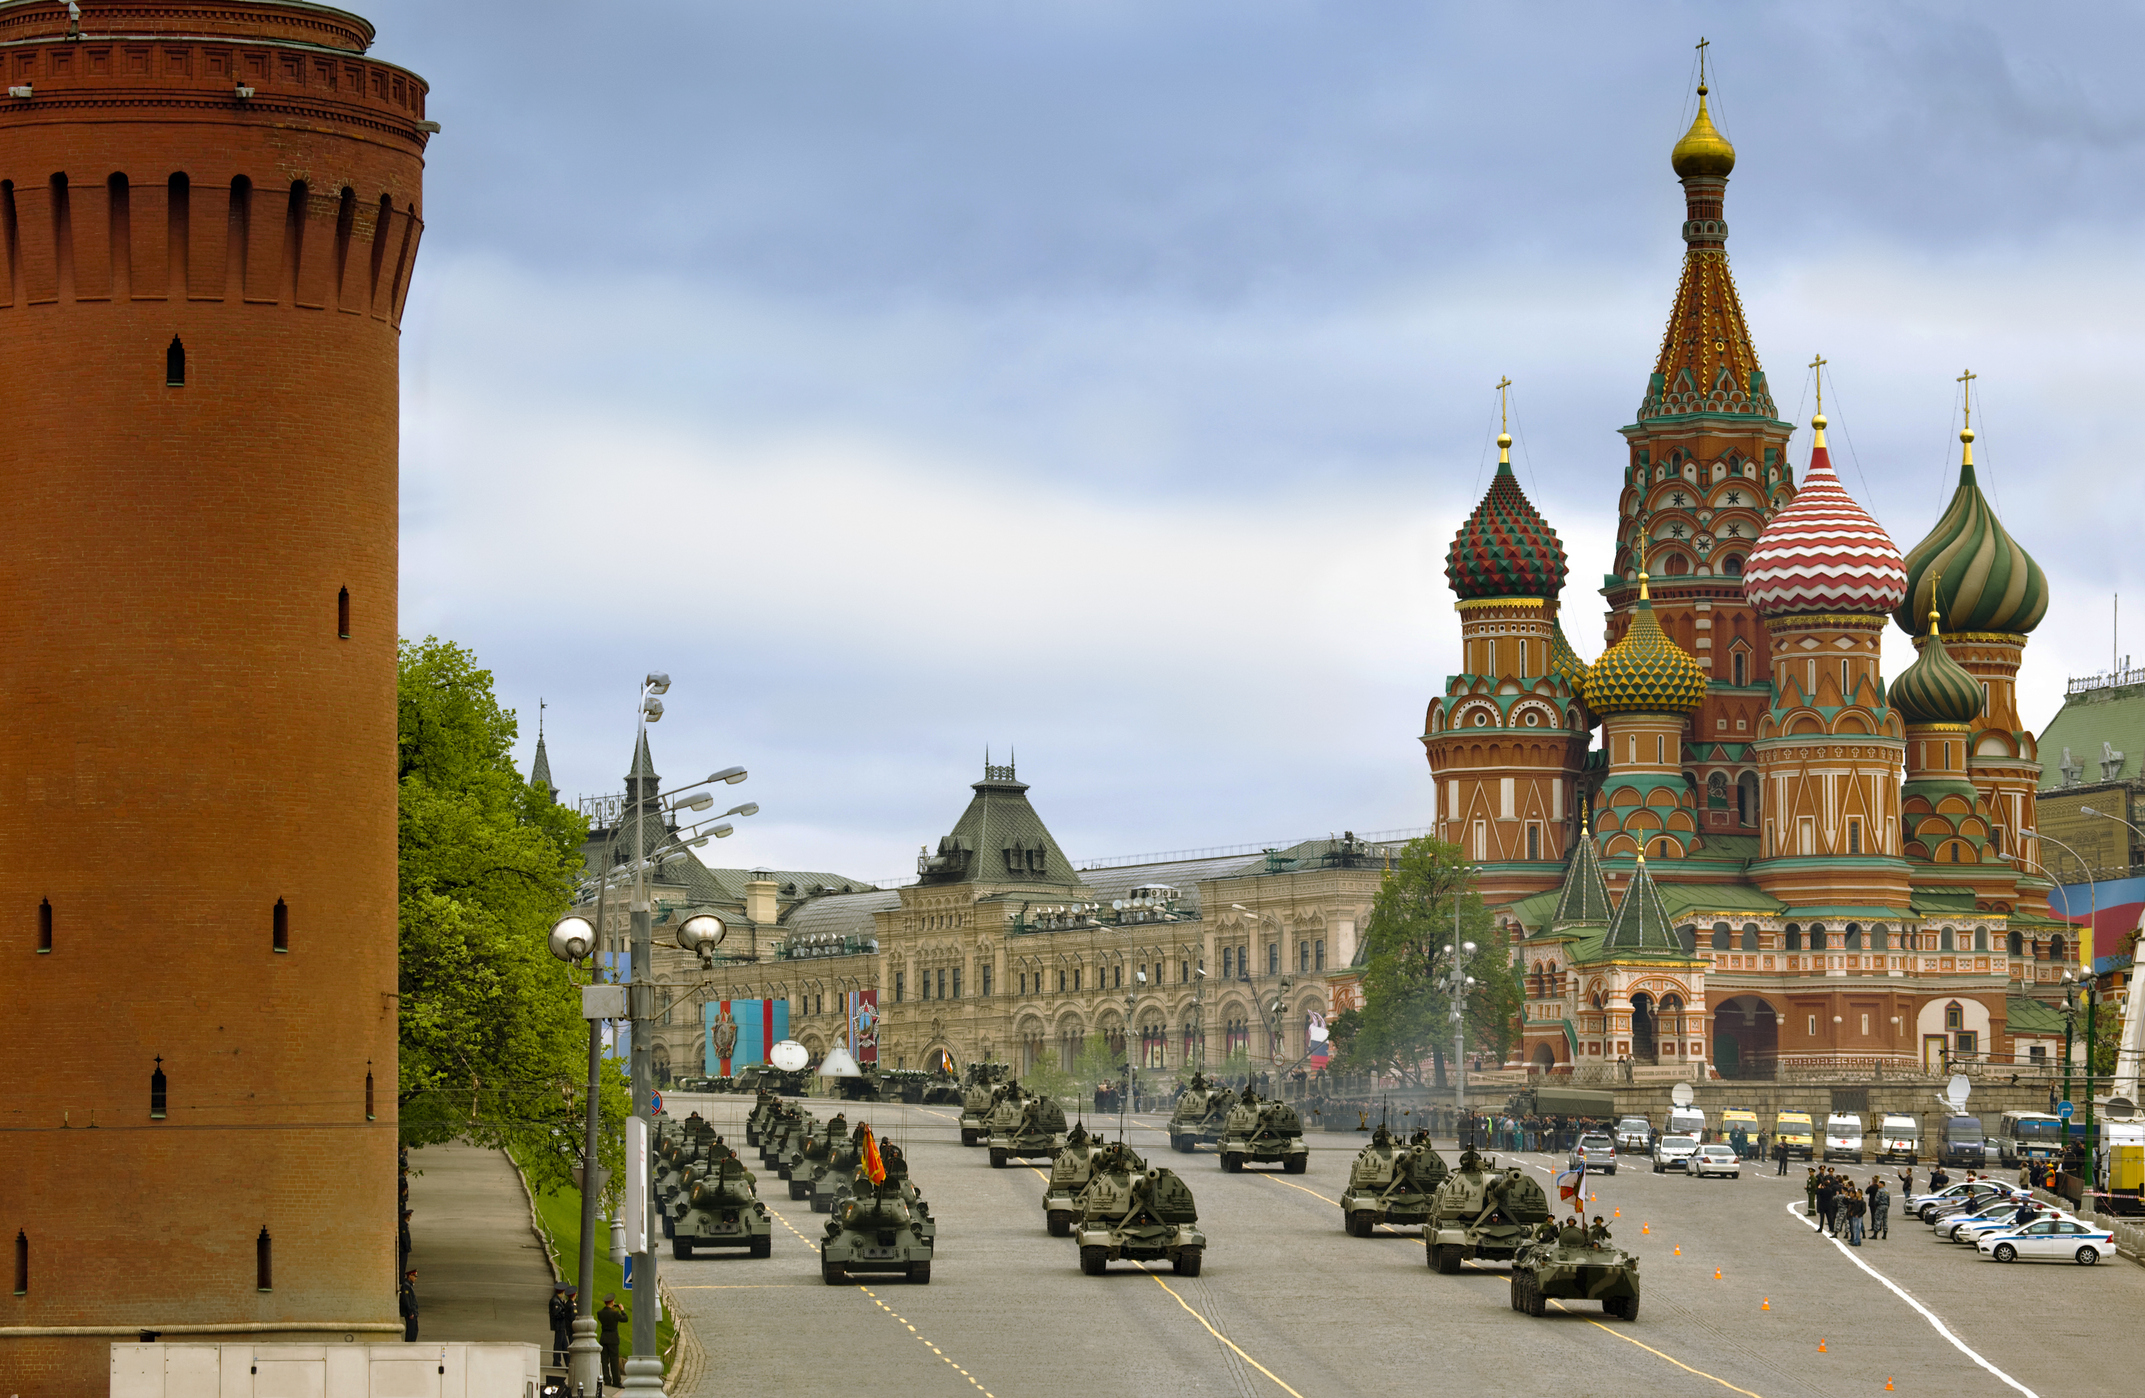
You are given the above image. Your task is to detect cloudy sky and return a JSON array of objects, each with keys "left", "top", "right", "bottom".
[{"left": 381, "top": 1, "right": 2145, "bottom": 882}]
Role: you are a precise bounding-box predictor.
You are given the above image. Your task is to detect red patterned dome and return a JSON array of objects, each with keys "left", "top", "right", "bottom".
[
  {"left": 1742, "top": 422, "right": 1904, "bottom": 618},
  {"left": 1446, "top": 452, "right": 1569, "bottom": 602}
]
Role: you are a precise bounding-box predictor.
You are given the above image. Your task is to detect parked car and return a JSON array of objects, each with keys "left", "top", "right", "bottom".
[
  {"left": 1569, "top": 1135, "right": 1618, "bottom": 1176},
  {"left": 1937, "top": 1202, "right": 2045, "bottom": 1242},
  {"left": 1653, "top": 1135, "right": 1701, "bottom": 1174},
  {"left": 1614, "top": 1117, "right": 1655, "bottom": 1155},
  {"left": 1909, "top": 1180, "right": 2021, "bottom": 1223},
  {"left": 1951, "top": 1208, "right": 2069, "bottom": 1246},
  {"left": 1690, "top": 1144, "right": 1741, "bottom": 1179},
  {"left": 1977, "top": 1218, "right": 2116, "bottom": 1265}
]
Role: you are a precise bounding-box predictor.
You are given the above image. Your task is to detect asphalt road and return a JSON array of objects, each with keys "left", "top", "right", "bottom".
[{"left": 659, "top": 1093, "right": 2133, "bottom": 1398}]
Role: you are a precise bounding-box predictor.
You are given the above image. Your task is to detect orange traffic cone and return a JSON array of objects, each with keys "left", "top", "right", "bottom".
[
  {"left": 1761, "top": 1297, "right": 1771, "bottom": 1310},
  {"left": 1673, "top": 1245, "right": 1682, "bottom": 1256},
  {"left": 1613, "top": 1208, "right": 1622, "bottom": 1218},
  {"left": 1642, "top": 1223, "right": 1651, "bottom": 1235},
  {"left": 1885, "top": 1381, "right": 1894, "bottom": 1392},
  {"left": 1714, "top": 1268, "right": 1722, "bottom": 1280},
  {"left": 1818, "top": 1339, "right": 1828, "bottom": 1354}
]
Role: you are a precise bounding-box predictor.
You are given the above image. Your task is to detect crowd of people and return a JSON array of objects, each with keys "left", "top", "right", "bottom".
[{"left": 1802, "top": 1167, "right": 1892, "bottom": 1245}]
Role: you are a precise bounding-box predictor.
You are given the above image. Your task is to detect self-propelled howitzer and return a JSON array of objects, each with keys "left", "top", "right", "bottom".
[{"left": 1426, "top": 1152, "right": 1550, "bottom": 1273}]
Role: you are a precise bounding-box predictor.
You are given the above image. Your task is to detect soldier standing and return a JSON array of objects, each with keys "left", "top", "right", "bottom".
[
  {"left": 597, "top": 1293, "right": 628, "bottom": 1387},
  {"left": 548, "top": 1285, "right": 574, "bottom": 1367},
  {"left": 398, "top": 1269, "right": 419, "bottom": 1342}
]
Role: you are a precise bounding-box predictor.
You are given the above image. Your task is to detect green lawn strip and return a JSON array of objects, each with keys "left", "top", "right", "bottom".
[{"left": 509, "top": 1150, "right": 676, "bottom": 1371}]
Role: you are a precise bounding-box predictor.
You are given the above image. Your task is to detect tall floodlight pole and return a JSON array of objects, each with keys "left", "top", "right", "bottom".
[{"left": 1441, "top": 865, "right": 1478, "bottom": 1146}]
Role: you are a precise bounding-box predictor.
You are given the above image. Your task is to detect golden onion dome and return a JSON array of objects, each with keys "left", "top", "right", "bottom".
[
  {"left": 1671, "top": 86, "right": 1736, "bottom": 179},
  {"left": 1583, "top": 579, "right": 1710, "bottom": 717}
]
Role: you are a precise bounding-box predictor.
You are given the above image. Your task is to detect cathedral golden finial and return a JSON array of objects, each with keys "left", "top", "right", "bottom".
[
  {"left": 1928, "top": 569, "right": 1945, "bottom": 636},
  {"left": 1957, "top": 368, "right": 1977, "bottom": 466},
  {"left": 1581, "top": 794, "right": 1591, "bottom": 836},
  {"left": 1637, "top": 535, "right": 1651, "bottom": 602},
  {"left": 1809, "top": 352, "right": 1828, "bottom": 446},
  {"left": 1671, "top": 39, "right": 1736, "bottom": 178},
  {"left": 1496, "top": 376, "right": 1513, "bottom": 466}
]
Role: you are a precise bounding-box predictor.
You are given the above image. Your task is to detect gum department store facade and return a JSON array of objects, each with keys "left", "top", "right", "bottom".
[{"left": 565, "top": 85, "right": 2074, "bottom": 1088}]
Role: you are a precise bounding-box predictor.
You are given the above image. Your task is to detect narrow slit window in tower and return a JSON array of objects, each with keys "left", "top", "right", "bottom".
[
  {"left": 165, "top": 336, "right": 185, "bottom": 386},
  {"left": 257, "top": 1228, "right": 272, "bottom": 1291},
  {"left": 273, "top": 898, "right": 288, "bottom": 952},
  {"left": 338, "top": 586, "right": 350, "bottom": 639},
  {"left": 38, "top": 897, "right": 51, "bottom": 952},
  {"left": 150, "top": 1056, "right": 167, "bottom": 1119},
  {"left": 11, "top": 1231, "right": 23, "bottom": 1295},
  {"left": 1733, "top": 651, "right": 1746, "bottom": 687},
  {"left": 366, "top": 1064, "right": 375, "bottom": 1121}
]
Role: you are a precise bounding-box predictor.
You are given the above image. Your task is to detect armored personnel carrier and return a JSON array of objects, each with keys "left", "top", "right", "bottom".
[
  {"left": 1510, "top": 1221, "right": 1640, "bottom": 1319},
  {"left": 1217, "top": 1092, "right": 1308, "bottom": 1174},
  {"left": 1338, "top": 1126, "right": 1448, "bottom": 1235},
  {"left": 1426, "top": 1151, "right": 1551, "bottom": 1273},
  {"left": 821, "top": 1172, "right": 934, "bottom": 1284},
  {"left": 671, "top": 1156, "right": 772, "bottom": 1259},
  {"left": 1042, "top": 1124, "right": 1100, "bottom": 1235},
  {"left": 989, "top": 1092, "right": 1068, "bottom": 1168},
  {"left": 1073, "top": 1142, "right": 1205, "bottom": 1276},
  {"left": 1167, "top": 1075, "right": 1234, "bottom": 1153}
]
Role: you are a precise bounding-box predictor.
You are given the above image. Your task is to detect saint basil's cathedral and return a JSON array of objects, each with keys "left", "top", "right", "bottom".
[{"left": 1422, "top": 82, "right": 2066, "bottom": 1081}]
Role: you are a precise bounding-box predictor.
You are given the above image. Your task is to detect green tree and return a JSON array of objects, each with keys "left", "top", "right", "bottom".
[
  {"left": 397, "top": 638, "right": 627, "bottom": 1202},
  {"left": 1341, "top": 836, "right": 1522, "bottom": 1086}
]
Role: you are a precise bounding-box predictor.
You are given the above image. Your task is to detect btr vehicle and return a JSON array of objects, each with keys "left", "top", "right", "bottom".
[
  {"left": 1073, "top": 1142, "right": 1205, "bottom": 1276},
  {"left": 1510, "top": 1219, "right": 1640, "bottom": 1320},
  {"left": 1217, "top": 1092, "right": 1309, "bottom": 1174}
]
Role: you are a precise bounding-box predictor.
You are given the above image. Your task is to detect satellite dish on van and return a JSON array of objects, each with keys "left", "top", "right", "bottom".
[
  {"left": 817, "top": 1045, "right": 863, "bottom": 1078},
  {"left": 769, "top": 1040, "right": 809, "bottom": 1072},
  {"left": 1945, "top": 1074, "right": 1971, "bottom": 1109},
  {"left": 1671, "top": 1082, "right": 1695, "bottom": 1108},
  {"left": 2106, "top": 1096, "right": 2138, "bottom": 1119}
]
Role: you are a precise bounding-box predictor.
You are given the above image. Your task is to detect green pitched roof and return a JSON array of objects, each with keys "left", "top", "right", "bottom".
[
  {"left": 2038, "top": 681, "right": 2145, "bottom": 790},
  {"left": 2005, "top": 996, "right": 2066, "bottom": 1036},
  {"left": 1655, "top": 883, "right": 1786, "bottom": 921},
  {"left": 1551, "top": 826, "right": 1612, "bottom": 929},
  {"left": 1604, "top": 857, "right": 1682, "bottom": 954},
  {"left": 916, "top": 762, "right": 1080, "bottom": 887}
]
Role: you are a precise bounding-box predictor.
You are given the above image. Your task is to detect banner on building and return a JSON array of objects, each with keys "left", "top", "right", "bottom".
[
  {"left": 1306, "top": 1010, "right": 1330, "bottom": 1068},
  {"left": 846, "top": 990, "right": 880, "bottom": 1065},
  {"left": 2044, "top": 876, "right": 2145, "bottom": 973},
  {"left": 705, "top": 998, "right": 790, "bottom": 1076}
]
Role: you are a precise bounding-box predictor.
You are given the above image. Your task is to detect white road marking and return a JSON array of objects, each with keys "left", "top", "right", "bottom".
[{"left": 1785, "top": 1201, "right": 2037, "bottom": 1398}]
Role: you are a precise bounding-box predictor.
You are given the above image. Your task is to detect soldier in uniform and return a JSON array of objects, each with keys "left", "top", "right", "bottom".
[{"left": 1588, "top": 1215, "right": 1612, "bottom": 1244}]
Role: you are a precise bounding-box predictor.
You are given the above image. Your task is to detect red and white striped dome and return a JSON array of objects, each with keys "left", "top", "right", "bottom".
[{"left": 1743, "top": 431, "right": 1905, "bottom": 618}]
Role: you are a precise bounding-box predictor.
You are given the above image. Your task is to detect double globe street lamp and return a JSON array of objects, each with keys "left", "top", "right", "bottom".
[{"left": 546, "top": 672, "right": 755, "bottom": 1394}]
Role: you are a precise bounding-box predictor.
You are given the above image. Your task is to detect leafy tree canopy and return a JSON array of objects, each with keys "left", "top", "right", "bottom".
[
  {"left": 1337, "top": 836, "right": 1523, "bottom": 1084},
  {"left": 398, "top": 637, "right": 628, "bottom": 1201}
]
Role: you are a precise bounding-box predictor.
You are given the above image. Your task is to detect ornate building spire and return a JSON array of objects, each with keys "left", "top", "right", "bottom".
[
  {"left": 1445, "top": 377, "right": 1570, "bottom": 601},
  {"left": 1637, "top": 67, "right": 1778, "bottom": 424},
  {"left": 1604, "top": 854, "right": 1680, "bottom": 952}
]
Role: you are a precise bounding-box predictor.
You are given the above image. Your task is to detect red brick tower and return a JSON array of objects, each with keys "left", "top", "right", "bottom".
[{"left": 0, "top": 4, "right": 429, "bottom": 1388}]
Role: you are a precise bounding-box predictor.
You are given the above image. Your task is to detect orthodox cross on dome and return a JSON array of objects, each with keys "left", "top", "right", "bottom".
[
  {"left": 1809, "top": 353, "right": 1827, "bottom": 415},
  {"left": 1696, "top": 35, "right": 1709, "bottom": 82},
  {"left": 1957, "top": 368, "right": 1977, "bottom": 436}
]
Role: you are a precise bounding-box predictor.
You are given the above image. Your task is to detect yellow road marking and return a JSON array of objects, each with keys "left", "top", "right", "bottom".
[
  {"left": 1146, "top": 1271, "right": 1308, "bottom": 1398},
  {"left": 1548, "top": 1300, "right": 1767, "bottom": 1397},
  {"left": 856, "top": 1284, "right": 996, "bottom": 1398}
]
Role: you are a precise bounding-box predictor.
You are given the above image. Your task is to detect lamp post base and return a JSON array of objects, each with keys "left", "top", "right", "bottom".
[
  {"left": 566, "top": 1319, "right": 603, "bottom": 1395},
  {"left": 621, "top": 1352, "right": 665, "bottom": 1393}
]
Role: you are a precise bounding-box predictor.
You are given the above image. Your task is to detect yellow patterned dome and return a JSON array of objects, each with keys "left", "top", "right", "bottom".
[
  {"left": 1671, "top": 86, "right": 1736, "bottom": 178},
  {"left": 1583, "top": 582, "right": 1710, "bottom": 716}
]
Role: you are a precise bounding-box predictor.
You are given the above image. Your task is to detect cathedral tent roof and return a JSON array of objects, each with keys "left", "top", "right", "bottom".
[
  {"left": 1603, "top": 856, "right": 1683, "bottom": 954},
  {"left": 1550, "top": 823, "right": 1612, "bottom": 929}
]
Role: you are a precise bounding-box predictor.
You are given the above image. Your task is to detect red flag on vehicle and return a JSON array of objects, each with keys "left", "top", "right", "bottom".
[
  {"left": 1555, "top": 1167, "right": 1584, "bottom": 1201},
  {"left": 860, "top": 1124, "right": 886, "bottom": 1185}
]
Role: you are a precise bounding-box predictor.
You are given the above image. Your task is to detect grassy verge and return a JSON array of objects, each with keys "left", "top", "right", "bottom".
[{"left": 509, "top": 1151, "right": 676, "bottom": 1372}]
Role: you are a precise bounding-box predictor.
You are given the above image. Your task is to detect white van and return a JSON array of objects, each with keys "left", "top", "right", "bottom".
[
  {"left": 1665, "top": 1105, "right": 1706, "bottom": 1141},
  {"left": 1874, "top": 1114, "right": 1919, "bottom": 1164},
  {"left": 1822, "top": 1112, "right": 1865, "bottom": 1163}
]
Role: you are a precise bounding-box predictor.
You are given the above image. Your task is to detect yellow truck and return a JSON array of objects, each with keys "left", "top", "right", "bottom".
[{"left": 1774, "top": 1111, "right": 1815, "bottom": 1161}]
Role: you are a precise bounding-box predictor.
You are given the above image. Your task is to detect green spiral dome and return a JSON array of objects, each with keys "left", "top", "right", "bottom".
[
  {"left": 1583, "top": 594, "right": 1709, "bottom": 716},
  {"left": 1890, "top": 626, "right": 1982, "bottom": 727},
  {"left": 1894, "top": 454, "right": 2048, "bottom": 637}
]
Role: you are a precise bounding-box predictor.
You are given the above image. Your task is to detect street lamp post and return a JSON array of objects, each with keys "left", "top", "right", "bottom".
[
  {"left": 1440, "top": 866, "right": 1477, "bottom": 1145},
  {"left": 543, "top": 915, "right": 604, "bottom": 1394}
]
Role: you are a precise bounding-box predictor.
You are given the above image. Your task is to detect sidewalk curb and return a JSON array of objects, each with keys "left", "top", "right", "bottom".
[{"left": 508, "top": 1151, "right": 709, "bottom": 1392}]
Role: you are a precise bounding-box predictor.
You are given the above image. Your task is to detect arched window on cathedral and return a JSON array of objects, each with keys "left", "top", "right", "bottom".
[
  {"left": 1844, "top": 923, "right": 1862, "bottom": 951},
  {"left": 1870, "top": 924, "right": 1888, "bottom": 952},
  {"left": 1940, "top": 927, "right": 1955, "bottom": 952},
  {"left": 1741, "top": 924, "right": 1760, "bottom": 951},
  {"left": 1711, "top": 922, "right": 1730, "bottom": 950},
  {"left": 2051, "top": 934, "right": 2066, "bottom": 963},
  {"left": 1973, "top": 927, "right": 1990, "bottom": 953},
  {"left": 1784, "top": 924, "right": 1802, "bottom": 951},
  {"left": 2007, "top": 931, "right": 2022, "bottom": 957}
]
